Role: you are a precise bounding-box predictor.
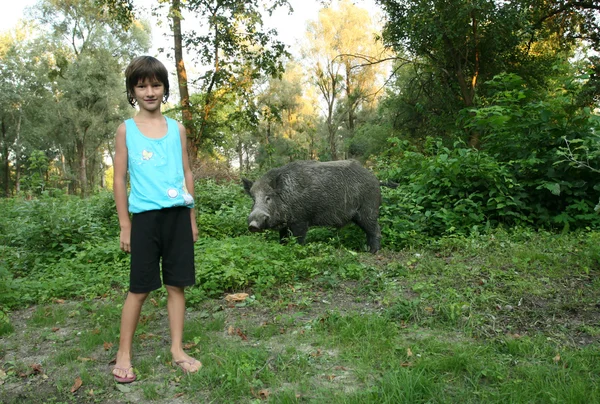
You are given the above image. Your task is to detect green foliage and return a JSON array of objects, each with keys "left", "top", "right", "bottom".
[
  {"left": 0, "top": 185, "right": 367, "bottom": 310},
  {"left": 376, "top": 138, "right": 529, "bottom": 247},
  {"left": 0, "top": 193, "right": 117, "bottom": 258},
  {"left": 192, "top": 237, "right": 366, "bottom": 300},
  {"left": 195, "top": 179, "right": 252, "bottom": 238},
  {"left": 464, "top": 72, "right": 600, "bottom": 228}
]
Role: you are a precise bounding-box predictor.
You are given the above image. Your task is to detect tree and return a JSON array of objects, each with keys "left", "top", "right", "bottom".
[
  {"left": 35, "top": 0, "right": 150, "bottom": 196},
  {"left": 376, "top": 0, "right": 599, "bottom": 148},
  {"left": 303, "top": 0, "right": 388, "bottom": 160},
  {"left": 142, "top": 0, "right": 291, "bottom": 164},
  {"left": 0, "top": 23, "right": 55, "bottom": 196},
  {"left": 254, "top": 61, "right": 319, "bottom": 168}
]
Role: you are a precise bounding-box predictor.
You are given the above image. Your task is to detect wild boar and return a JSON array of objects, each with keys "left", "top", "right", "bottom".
[{"left": 242, "top": 160, "right": 381, "bottom": 253}]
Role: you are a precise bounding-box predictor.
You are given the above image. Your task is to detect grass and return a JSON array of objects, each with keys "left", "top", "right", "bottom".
[{"left": 1, "top": 229, "right": 599, "bottom": 403}]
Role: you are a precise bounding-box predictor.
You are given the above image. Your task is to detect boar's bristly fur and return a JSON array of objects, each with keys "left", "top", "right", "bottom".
[{"left": 242, "top": 160, "right": 382, "bottom": 253}]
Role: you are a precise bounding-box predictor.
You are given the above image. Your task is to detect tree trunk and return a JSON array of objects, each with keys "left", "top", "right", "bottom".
[
  {"left": 76, "top": 135, "right": 87, "bottom": 198},
  {"left": 15, "top": 111, "right": 22, "bottom": 193},
  {"left": 171, "top": 0, "right": 197, "bottom": 162},
  {"left": 1, "top": 117, "right": 9, "bottom": 197},
  {"left": 237, "top": 136, "right": 243, "bottom": 173},
  {"left": 345, "top": 60, "right": 355, "bottom": 132}
]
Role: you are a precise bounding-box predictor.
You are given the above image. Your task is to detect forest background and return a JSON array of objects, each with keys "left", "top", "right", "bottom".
[
  {"left": 1, "top": 1, "right": 600, "bottom": 402},
  {"left": 0, "top": 0, "right": 599, "bottom": 231}
]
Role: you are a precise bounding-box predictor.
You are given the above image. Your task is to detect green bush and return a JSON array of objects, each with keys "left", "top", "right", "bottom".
[
  {"left": 464, "top": 72, "right": 600, "bottom": 229},
  {"left": 192, "top": 236, "right": 367, "bottom": 298},
  {"left": 195, "top": 179, "right": 252, "bottom": 238},
  {"left": 376, "top": 139, "right": 529, "bottom": 247}
]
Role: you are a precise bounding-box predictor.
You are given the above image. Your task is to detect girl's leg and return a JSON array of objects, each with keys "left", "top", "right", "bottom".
[
  {"left": 113, "top": 291, "right": 148, "bottom": 379},
  {"left": 166, "top": 285, "right": 201, "bottom": 372}
]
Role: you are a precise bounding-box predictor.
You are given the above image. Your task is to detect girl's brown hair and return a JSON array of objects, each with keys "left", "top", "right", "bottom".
[{"left": 124, "top": 56, "right": 170, "bottom": 107}]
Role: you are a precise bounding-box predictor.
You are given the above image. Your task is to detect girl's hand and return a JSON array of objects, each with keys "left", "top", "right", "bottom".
[
  {"left": 191, "top": 220, "right": 199, "bottom": 243},
  {"left": 120, "top": 226, "right": 131, "bottom": 253}
]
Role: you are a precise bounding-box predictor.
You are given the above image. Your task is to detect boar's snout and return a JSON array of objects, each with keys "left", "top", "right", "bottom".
[{"left": 248, "top": 210, "right": 270, "bottom": 232}]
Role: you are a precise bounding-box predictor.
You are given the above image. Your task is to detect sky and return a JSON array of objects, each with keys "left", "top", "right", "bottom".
[
  {"left": 0, "top": 0, "right": 383, "bottom": 92},
  {"left": 0, "top": 0, "right": 382, "bottom": 53}
]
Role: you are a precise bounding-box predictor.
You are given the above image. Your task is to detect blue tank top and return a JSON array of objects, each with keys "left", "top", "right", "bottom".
[{"left": 125, "top": 117, "right": 194, "bottom": 213}]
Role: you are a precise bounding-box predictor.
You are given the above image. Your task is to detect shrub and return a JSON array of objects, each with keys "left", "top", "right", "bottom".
[
  {"left": 192, "top": 236, "right": 367, "bottom": 298},
  {"left": 376, "top": 139, "right": 530, "bottom": 247}
]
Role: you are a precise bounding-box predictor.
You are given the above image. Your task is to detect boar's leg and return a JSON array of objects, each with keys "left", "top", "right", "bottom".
[
  {"left": 352, "top": 216, "right": 381, "bottom": 254},
  {"left": 279, "top": 223, "right": 309, "bottom": 245}
]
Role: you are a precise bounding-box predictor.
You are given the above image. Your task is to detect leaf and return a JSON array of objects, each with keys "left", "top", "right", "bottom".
[
  {"left": 30, "top": 364, "right": 43, "bottom": 374},
  {"left": 103, "top": 342, "right": 113, "bottom": 351},
  {"left": 542, "top": 182, "right": 561, "bottom": 196},
  {"left": 70, "top": 376, "right": 82, "bottom": 393},
  {"left": 406, "top": 348, "right": 413, "bottom": 357},
  {"left": 251, "top": 387, "right": 270, "bottom": 399},
  {"left": 236, "top": 328, "right": 248, "bottom": 340},
  {"left": 115, "top": 383, "right": 131, "bottom": 393},
  {"left": 225, "top": 293, "right": 249, "bottom": 302},
  {"left": 553, "top": 354, "right": 561, "bottom": 363}
]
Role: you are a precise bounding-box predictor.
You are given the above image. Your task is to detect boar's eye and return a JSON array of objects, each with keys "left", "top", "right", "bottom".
[{"left": 265, "top": 196, "right": 271, "bottom": 202}]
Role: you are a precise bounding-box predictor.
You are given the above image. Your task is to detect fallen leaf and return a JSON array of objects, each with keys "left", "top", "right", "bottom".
[
  {"left": 52, "top": 327, "right": 60, "bottom": 332},
  {"left": 77, "top": 357, "right": 94, "bottom": 362},
  {"left": 236, "top": 328, "right": 248, "bottom": 340},
  {"left": 334, "top": 366, "right": 347, "bottom": 371},
  {"left": 30, "top": 364, "right": 43, "bottom": 374},
  {"left": 424, "top": 306, "right": 434, "bottom": 314},
  {"left": 91, "top": 329, "right": 100, "bottom": 335},
  {"left": 115, "top": 384, "right": 131, "bottom": 393},
  {"left": 553, "top": 354, "right": 561, "bottom": 363},
  {"left": 150, "top": 298, "right": 158, "bottom": 307},
  {"left": 55, "top": 299, "right": 65, "bottom": 304},
  {"left": 227, "top": 325, "right": 235, "bottom": 335},
  {"left": 407, "top": 348, "right": 413, "bottom": 357},
  {"left": 139, "top": 333, "right": 156, "bottom": 340},
  {"left": 225, "top": 293, "right": 249, "bottom": 302},
  {"left": 257, "top": 389, "right": 270, "bottom": 399},
  {"left": 103, "top": 342, "right": 113, "bottom": 351},
  {"left": 183, "top": 342, "right": 196, "bottom": 349},
  {"left": 70, "top": 376, "right": 82, "bottom": 393},
  {"left": 88, "top": 389, "right": 94, "bottom": 396},
  {"left": 174, "top": 393, "right": 184, "bottom": 398},
  {"left": 325, "top": 374, "right": 336, "bottom": 381},
  {"left": 401, "top": 362, "right": 413, "bottom": 367}
]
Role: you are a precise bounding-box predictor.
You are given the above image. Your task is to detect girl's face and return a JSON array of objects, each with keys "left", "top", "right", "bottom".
[{"left": 133, "top": 77, "right": 165, "bottom": 112}]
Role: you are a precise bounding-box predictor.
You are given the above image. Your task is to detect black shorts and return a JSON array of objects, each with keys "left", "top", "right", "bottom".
[{"left": 129, "top": 207, "right": 195, "bottom": 293}]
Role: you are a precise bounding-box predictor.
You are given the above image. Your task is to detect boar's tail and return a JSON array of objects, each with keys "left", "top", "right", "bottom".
[{"left": 379, "top": 181, "right": 399, "bottom": 189}]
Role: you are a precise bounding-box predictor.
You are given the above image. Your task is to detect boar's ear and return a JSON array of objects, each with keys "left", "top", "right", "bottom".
[{"left": 242, "top": 177, "right": 253, "bottom": 195}]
